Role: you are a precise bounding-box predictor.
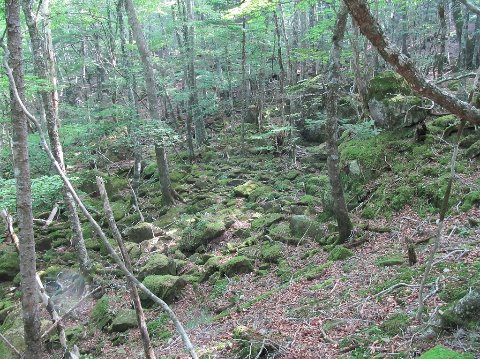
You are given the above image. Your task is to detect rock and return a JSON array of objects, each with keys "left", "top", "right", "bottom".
[
  {"left": 376, "top": 255, "right": 404, "bottom": 267},
  {"left": 89, "top": 295, "right": 114, "bottom": 330},
  {"left": 233, "top": 180, "right": 258, "bottom": 198},
  {"left": 368, "top": 70, "right": 412, "bottom": 101},
  {"left": 125, "top": 222, "right": 155, "bottom": 243},
  {"left": 368, "top": 95, "right": 428, "bottom": 129},
  {"left": 289, "top": 215, "right": 323, "bottom": 242},
  {"left": 232, "top": 325, "right": 277, "bottom": 358},
  {"left": 178, "top": 218, "right": 226, "bottom": 253},
  {"left": 260, "top": 243, "right": 283, "bottom": 263},
  {"left": 0, "top": 251, "right": 19, "bottom": 281},
  {"left": 220, "top": 256, "right": 254, "bottom": 277},
  {"left": 138, "top": 254, "right": 176, "bottom": 279},
  {"left": 439, "top": 290, "right": 480, "bottom": 329},
  {"left": 200, "top": 256, "right": 222, "bottom": 282},
  {"left": 328, "top": 245, "right": 353, "bottom": 261},
  {"left": 111, "top": 309, "right": 138, "bottom": 332},
  {"left": 141, "top": 275, "right": 187, "bottom": 305},
  {"left": 124, "top": 241, "right": 142, "bottom": 261},
  {"left": 251, "top": 213, "right": 283, "bottom": 231}
]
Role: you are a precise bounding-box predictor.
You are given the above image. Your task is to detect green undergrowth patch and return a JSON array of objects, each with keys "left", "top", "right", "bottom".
[{"left": 147, "top": 313, "right": 172, "bottom": 343}]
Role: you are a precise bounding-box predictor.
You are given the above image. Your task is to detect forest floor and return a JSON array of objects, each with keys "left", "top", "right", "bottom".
[{"left": 2, "top": 120, "right": 480, "bottom": 359}]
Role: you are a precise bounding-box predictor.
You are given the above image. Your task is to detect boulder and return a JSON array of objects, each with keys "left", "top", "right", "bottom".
[
  {"left": 125, "top": 222, "right": 155, "bottom": 243},
  {"left": 141, "top": 275, "right": 187, "bottom": 305},
  {"left": 233, "top": 180, "right": 258, "bottom": 198},
  {"left": 439, "top": 290, "right": 480, "bottom": 329},
  {"left": 178, "top": 218, "right": 226, "bottom": 253},
  {"left": 368, "top": 95, "right": 428, "bottom": 129},
  {"left": 289, "top": 215, "right": 323, "bottom": 242},
  {"left": 220, "top": 256, "right": 254, "bottom": 277},
  {"left": 0, "top": 251, "right": 19, "bottom": 281},
  {"left": 260, "top": 243, "right": 283, "bottom": 263},
  {"left": 89, "top": 295, "right": 114, "bottom": 330},
  {"left": 200, "top": 256, "right": 222, "bottom": 282},
  {"left": 138, "top": 254, "right": 176, "bottom": 279},
  {"left": 111, "top": 309, "right": 138, "bottom": 332},
  {"left": 328, "top": 245, "right": 353, "bottom": 261}
]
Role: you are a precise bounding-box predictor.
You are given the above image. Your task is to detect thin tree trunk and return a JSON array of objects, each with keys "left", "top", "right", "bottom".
[
  {"left": 123, "top": 0, "right": 176, "bottom": 205},
  {"left": 343, "top": 0, "right": 480, "bottom": 125},
  {"left": 5, "top": 0, "right": 43, "bottom": 356},
  {"left": 350, "top": 19, "right": 369, "bottom": 116},
  {"left": 24, "top": 0, "right": 92, "bottom": 277},
  {"left": 241, "top": 17, "right": 247, "bottom": 148},
  {"left": 437, "top": 0, "right": 447, "bottom": 77},
  {"left": 96, "top": 177, "right": 156, "bottom": 359},
  {"left": 326, "top": 3, "right": 353, "bottom": 243}
]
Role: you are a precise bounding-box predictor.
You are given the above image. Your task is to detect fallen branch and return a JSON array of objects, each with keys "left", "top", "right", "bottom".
[{"left": 43, "top": 204, "right": 59, "bottom": 227}]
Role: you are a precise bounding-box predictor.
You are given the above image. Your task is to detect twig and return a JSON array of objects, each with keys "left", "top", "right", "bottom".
[{"left": 0, "top": 332, "right": 21, "bottom": 358}]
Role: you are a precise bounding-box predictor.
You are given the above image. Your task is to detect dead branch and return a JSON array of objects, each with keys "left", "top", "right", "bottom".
[{"left": 0, "top": 332, "right": 21, "bottom": 358}]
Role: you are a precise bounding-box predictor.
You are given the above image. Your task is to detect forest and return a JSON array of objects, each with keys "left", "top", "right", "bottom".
[{"left": 1, "top": 0, "right": 480, "bottom": 357}]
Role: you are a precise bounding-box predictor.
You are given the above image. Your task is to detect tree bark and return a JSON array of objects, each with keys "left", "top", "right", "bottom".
[
  {"left": 5, "top": 0, "right": 43, "bottom": 356},
  {"left": 325, "top": 3, "right": 353, "bottom": 243},
  {"left": 23, "top": 0, "right": 92, "bottom": 278},
  {"left": 343, "top": 0, "right": 480, "bottom": 125},
  {"left": 123, "top": 0, "right": 176, "bottom": 205}
]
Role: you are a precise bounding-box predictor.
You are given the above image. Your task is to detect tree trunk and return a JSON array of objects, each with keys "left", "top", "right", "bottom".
[
  {"left": 437, "top": 0, "right": 447, "bottom": 77},
  {"left": 5, "top": 0, "right": 43, "bottom": 356},
  {"left": 343, "top": 0, "right": 480, "bottom": 125},
  {"left": 123, "top": 0, "right": 176, "bottom": 205},
  {"left": 24, "top": 0, "right": 92, "bottom": 278},
  {"left": 325, "top": 3, "right": 353, "bottom": 243}
]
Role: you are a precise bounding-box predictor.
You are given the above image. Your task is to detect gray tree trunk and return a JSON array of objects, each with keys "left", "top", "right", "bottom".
[
  {"left": 5, "top": 0, "right": 43, "bottom": 356},
  {"left": 325, "top": 3, "right": 353, "bottom": 243}
]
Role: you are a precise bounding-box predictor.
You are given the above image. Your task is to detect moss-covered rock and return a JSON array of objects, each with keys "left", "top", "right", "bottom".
[
  {"left": 141, "top": 275, "right": 187, "bottom": 305},
  {"left": 460, "top": 191, "right": 480, "bottom": 212},
  {"left": 111, "top": 201, "right": 128, "bottom": 222},
  {"left": 269, "top": 222, "right": 298, "bottom": 244},
  {"left": 138, "top": 254, "right": 176, "bottom": 279},
  {"left": 234, "top": 180, "right": 258, "bottom": 198},
  {"left": 0, "top": 251, "right": 19, "bottom": 281},
  {"left": 220, "top": 256, "right": 254, "bottom": 277},
  {"left": 124, "top": 241, "right": 142, "bottom": 261},
  {"left": 439, "top": 290, "right": 480, "bottom": 329},
  {"left": 418, "top": 345, "right": 473, "bottom": 359},
  {"left": 260, "top": 243, "right": 283, "bottom": 263},
  {"left": 368, "top": 70, "right": 411, "bottom": 101},
  {"left": 0, "top": 307, "right": 25, "bottom": 358},
  {"left": 328, "top": 245, "right": 353, "bottom": 261},
  {"left": 111, "top": 309, "right": 138, "bottom": 332},
  {"left": 380, "top": 313, "right": 410, "bottom": 336},
  {"left": 289, "top": 215, "right": 323, "bottom": 242},
  {"left": 375, "top": 255, "right": 404, "bottom": 267},
  {"left": 125, "top": 222, "right": 155, "bottom": 243},
  {"left": 178, "top": 218, "right": 226, "bottom": 253},
  {"left": 251, "top": 213, "right": 283, "bottom": 231},
  {"left": 90, "top": 295, "right": 114, "bottom": 330},
  {"left": 200, "top": 256, "right": 222, "bottom": 282}
]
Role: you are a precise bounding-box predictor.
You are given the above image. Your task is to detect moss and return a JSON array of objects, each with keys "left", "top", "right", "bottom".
[
  {"left": 269, "top": 222, "right": 298, "bottom": 244},
  {"left": 418, "top": 345, "right": 473, "bottom": 359},
  {"left": 460, "top": 191, "right": 480, "bottom": 212},
  {"left": 90, "top": 295, "right": 114, "bottom": 330},
  {"left": 179, "top": 217, "right": 226, "bottom": 253},
  {"left": 328, "top": 245, "right": 353, "bottom": 261},
  {"left": 368, "top": 70, "right": 412, "bottom": 101},
  {"left": 220, "top": 256, "right": 254, "bottom": 276},
  {"left": 143, "top": 161, "right": 157, "bottom": 179},
  {"left": 0, "top": 251, "right": 19, "bottom": 281},
  {"left": 260, "top": 243, "right": 283, "bottom": 263},
  {"left": 376, "top": 255, "right": 404, "bottom": 267},
  {"left": 233, "top": 180, "right": 258, "bottom": 197},
  {"left": 111, "top": 201, "right": 128, "bottom": 222},
  {"left": 111, "top": 309, "right": 138, "bottom": 332},
  {"left": 380, "top": 313, "right": 410, "bottom": 336},
  {"left": 391, "top": 186, "right": 415, "bottom": 211},
  {"left": 428, "top": 115, "right": 459, "bottom": 135},
  {"left": 139, "top": 254, "right": 176, "bottom": 279},
  {"left": 466, "top": 139, "right": 480, "bottom": 158},
  {"left": 147, "top": 314, "right": 171, "bottom": 343},
  {"left": 251, "top": 213, "right": 283, "bottom": 231},
  {"left": 141, "top": 275, "right": 187, "bottom": 305}
]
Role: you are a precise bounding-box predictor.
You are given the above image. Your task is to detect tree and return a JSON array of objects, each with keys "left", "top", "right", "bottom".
[
  {"left": 325, "top": 2, "right": 353, "bottom": 243},
  {"left": 5, "top": 0, "right": 43, "bottom": 356},
  {"left": 123, "top": 0, "right": 178, "bottom": 205}
]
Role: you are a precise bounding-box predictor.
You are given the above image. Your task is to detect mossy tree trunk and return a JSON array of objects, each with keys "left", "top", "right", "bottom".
[{"left": 325, "top": 3, "right": 353, "bottom": 243}]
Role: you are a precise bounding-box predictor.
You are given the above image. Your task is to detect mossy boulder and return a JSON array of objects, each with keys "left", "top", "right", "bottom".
[
  {"left": 141, "top": 275, "right": 187, "bottom": 305},
  {"left": 439, "top": 290, "right": 480, "bottom": 329},
  {"left": 111, "top": 201, "right": 128, "bottom": 222},
  {"left": 178, "top": 218, "right": 226, "bottom": 253},
  {"left": 200, "top": 256, "right": 222, "bottom": 282},
  {"left": 90, "top": 295, "right": 114, "bottom": 330},
  {"left": 125, "top": 222, "right": 155, "bottom": 243},
  {"left": 251, "top": 213, "right": 283, "bottom": 231},
  {"left": 260, "top": 243, "right": 283, "bottom": 263},
  {"left": 0, "top": 300, "right": 14, "bottom": 325},
  {"left": 138, "top": 254, "right": 176, "bottom": 279},
  {"left": 419, "top": 345, "right": 473, "bottom": 359},
  {"left": 78, "top": 170, "right": 127, "bottom": 197},
  {"left": 232, "top": 325, "right": 276, "bottom": 358},
  {"left": 233, "top": 180, "right": 258, "bottom": 198},
  {"left": 369, "top": 95, "right": 428, "bottom": 128},
  {"left": 269, "top": 222, "right": 298, "bottom": 244},
  {"left": 124, "top": 241, "right": 142, "bottom": 261},
  {"left": 328, "top": 245, "right": 353, "bottom": 261},
  {"left": 111, "top": 309, "right": 138, "bottom": 332},
  {"left": 368, "top": 70, "right": 411, "bottom": 101},
  {"left": 220, "top": 256, "right": 254, "bottom": 277},
  {"left": 0, "top": 251, "right": 19, "bottom": 281},
  {"left": 289, "top": 215, "right": 323, "bottom": 242}
]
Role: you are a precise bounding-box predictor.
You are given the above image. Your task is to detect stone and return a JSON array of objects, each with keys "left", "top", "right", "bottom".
[
  {"left": 89, "top": 295, "right": 114, "bottom": 330},
  {"left": 260, "top": 243, "right": 282, "bottom": 263},
  {"left": 369, "top": 95, "right": 428, "bottom": 129},
  {"left": 220, "top": 256, "right": 254, "bottom": 277},
  {"left": 0, "top": 251, "right": 19, "bottom": 281},
  {"left": 141, "top": 275, "right": 187, "bottom": 305},
  {"left": 178, "top": 218, "right": 226, "bottom": 253},
  {"left": 289, "top": 215, "right": 323, "bottom": 241},
  {"left": 233, "top": 180, "right": 258, "bottom": 198},
  {"left": 200, "top": 256, "right": 222, "bottom": 282},
  {"left": 125, "top": 222, "right": 155, "bottom": 243},
  {"left": 138, "top": 254, "right": 176, "bottom": 280},
  {"left": 111, "top": 309, "right": 138, "bottom": 332},
  {"left": 418, "top": 345, "right": 473, "bottom": 359}
]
